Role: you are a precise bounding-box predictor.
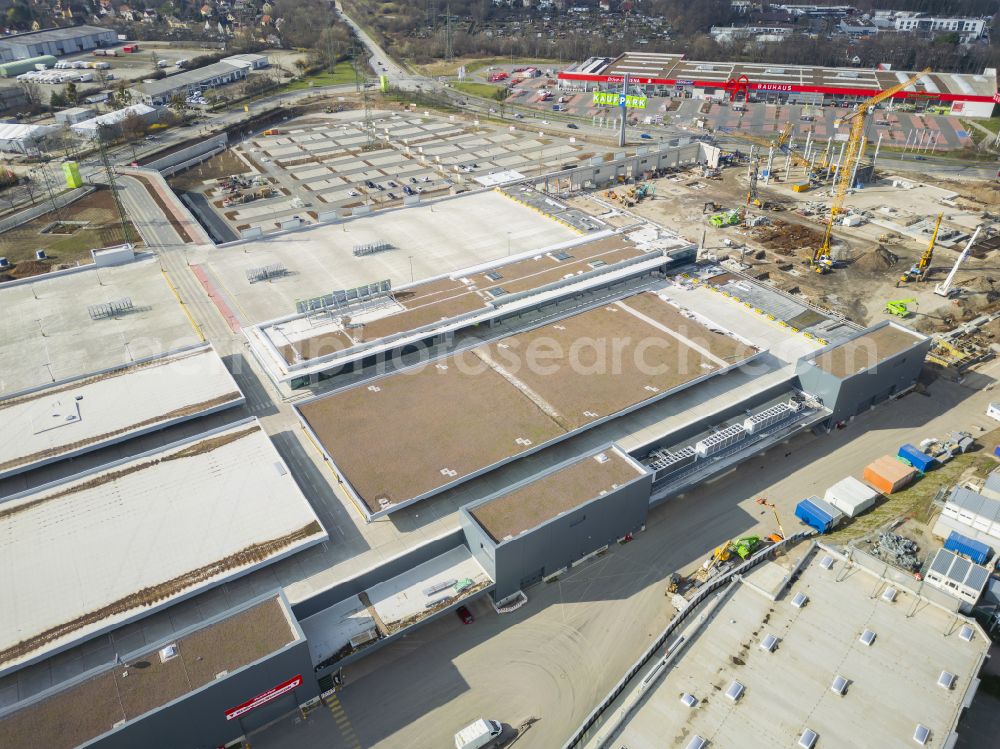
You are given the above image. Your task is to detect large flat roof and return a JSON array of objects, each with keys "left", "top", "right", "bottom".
[
  {"left": 199, "top": 190, "right": 582, "bottom": 325},
  {"left": 269, "top": 235, "right": 644, "bottom": 367},
  {"left": 469, "top": 446, "right": 647, "bottom": 543},
  {"left": 609, "top": 543, "right": 989, "bottom": 748},
  {"left": 0, "top": 419, "right": 327, "bottom": 676},
  {"left": 0, "top": 256, "right": 203, "bottom": 395},
  {"left": 0, "top": 25, "right": 112, "bottom": 45},
  {"left": 0, "top": 344, "right": 243, "bottom": 481},
  {"left": 811, "top": 321, "right": 924, "bottom": 378},
  {"left": 563, "top": 52, "right": 998, "bottom": 100},
  {"left": 297, "top": 289, "right": 760, "bottom": 518},
  {"left": 0, "top": 595, "right": 299, "bottom": 749}
]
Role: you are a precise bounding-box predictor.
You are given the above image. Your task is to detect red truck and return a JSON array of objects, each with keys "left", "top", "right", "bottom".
[{"left": 122, "top": 43, "right": 140, "bottom": 53}]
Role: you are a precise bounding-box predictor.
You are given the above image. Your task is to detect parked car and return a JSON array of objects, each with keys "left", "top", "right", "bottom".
[
  {"left": 640, "top": 133, "right": 653, "bottom": 139},
  {"left": 567, "top": 123, "right": 578, "bottom": 129},
  {"left": 456, "top": 606, "right": 474, "bottom": 624}
]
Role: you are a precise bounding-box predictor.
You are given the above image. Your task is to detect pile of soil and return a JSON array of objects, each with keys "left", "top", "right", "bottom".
[
  {"left": 852, "top": 245, "right": 899, "bottom": 273},
  {"left": 751, "top": 220, "right": 823, "bottom": 253},
  {"left": 9, "top": 260, "right": 51, "bottom": 279},
  {"left": 959, "top": 275, "right": 997, "bottom": 294}
]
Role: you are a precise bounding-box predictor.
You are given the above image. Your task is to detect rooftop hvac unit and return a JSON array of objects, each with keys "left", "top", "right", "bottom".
[
  {"left": 743, "top": 401, "right": 798, "bottom": 435},
  {"left": 695, "top": 424, "right": 747, "bottom": 458},
  {"left": 649, "top": 445, "right": 697, "bottom": 475}
]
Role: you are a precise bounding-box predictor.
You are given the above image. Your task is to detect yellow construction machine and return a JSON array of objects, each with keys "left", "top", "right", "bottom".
[
  {"left": 813, "top": 67, "right": 932, "bottom": 273},
  {"left": 898, "top": 213, "right": 942, "bottom": 285}
]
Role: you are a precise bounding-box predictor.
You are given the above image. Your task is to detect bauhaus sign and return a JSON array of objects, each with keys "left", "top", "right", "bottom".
[{"left": 225, "top": 675, "right": 302, "bottom": 721}]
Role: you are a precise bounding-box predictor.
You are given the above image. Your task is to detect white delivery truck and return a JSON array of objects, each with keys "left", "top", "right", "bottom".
[{"left": 454, "top": 718, "right": 502, "bottom": 749}]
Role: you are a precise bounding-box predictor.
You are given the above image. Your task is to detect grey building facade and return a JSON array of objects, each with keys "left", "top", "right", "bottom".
[
  {"left": 795, "top": 321, "right": 929, "bottom": 428},
  {"left": 133, "top": 61, "right": 248, "bottom": 106},
  {"left": 0, "top": 26, "right": 117, "bottom": 62},
  {"left": 0, "top": 593, "right": 319, "bottom": 749},
  {"left": 461, "top": 445, "right": 653, "bottom": 602}
]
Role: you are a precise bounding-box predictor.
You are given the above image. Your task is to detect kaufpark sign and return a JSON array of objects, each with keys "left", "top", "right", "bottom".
[{"left": 592, "top": 91, "right": 647, "bottom": 109}]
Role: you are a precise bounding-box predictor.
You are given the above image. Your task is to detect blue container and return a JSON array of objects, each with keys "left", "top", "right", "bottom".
[
  {"left": 795, "top": 497, "right": 838, "bottom": 533},
  {"left": 944, "top": 531, "right": 991, "bottom": 565},
  {"left": 898, "top": 444, "right": 934, "bottom": 473}
]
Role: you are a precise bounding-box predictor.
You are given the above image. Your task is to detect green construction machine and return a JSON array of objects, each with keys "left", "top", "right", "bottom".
[
  {"left": 709, "top": 209, "right": 741, "bottom": 228},
  {"left": 885, "top": 298, "right": 916, "bottom": 318},
  {"left": 731, "top": 536, "right": 762, "bottom": 560}
]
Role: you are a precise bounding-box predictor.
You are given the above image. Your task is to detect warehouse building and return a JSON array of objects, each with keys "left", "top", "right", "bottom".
[
  {"left": 0, "top": 122, "right": 58, "bottom": 153},
  {"left": 0, "top": 344, "right": 243, "bottom": 481},
  {"left": 559, "top": 52, "right": 999, "bottom": 118},
  {"left": 600, "top": 542, "right": 990, "bottom": 749},
  {"left": 0, "top": 26, "right": 117, "bottom": 62},
  {"left": 0, "top": 593, "right": 317, "bottom": 749},
  {"left": 461, "top": 446, "right": 652, "bottom": 601},
  {"left": 132, "top": 61, "right": 248, "bottom": 106},
  {"left": 70, "top": 103, "right": 161, "bottom": 139}
]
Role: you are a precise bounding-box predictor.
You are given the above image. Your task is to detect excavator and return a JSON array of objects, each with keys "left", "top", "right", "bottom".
[
  {"left": 813, "top": 67, "right": 932, "bottom": 273},
  {"left": 898, "top": 213, "right": 942, "bottom": 286}
]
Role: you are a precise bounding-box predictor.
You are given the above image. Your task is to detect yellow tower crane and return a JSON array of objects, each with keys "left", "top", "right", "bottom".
[
  {"left": 898, "top": 212, "right": 942, "bottom": 286},
  {"left": 813, "top": 67, "right": 932, "bottom": 273}
]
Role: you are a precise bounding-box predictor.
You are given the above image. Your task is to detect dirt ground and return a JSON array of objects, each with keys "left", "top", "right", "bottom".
[
  {"left": 626, "top": 165, "right": 1000, "bottom": 329},
  {"left": 0, "top": 187, "right": 138, "bottom": 279},
  {"left": 168, "top": 150, "right": 252, "bottom": 192}
]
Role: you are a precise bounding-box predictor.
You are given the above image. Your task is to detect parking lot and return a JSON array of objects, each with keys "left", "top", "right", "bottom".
[{"left": 175, "top": 110, "right": 603, "bottom": 237}]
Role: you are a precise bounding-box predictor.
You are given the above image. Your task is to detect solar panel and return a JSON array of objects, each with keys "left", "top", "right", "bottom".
[
  {"left": 938, "top": 671, "right": 955, "bottom": 689},
  {"left": 489, "top": 287, "right": 509, "bottom": 298},
  {"left": 550, "top": 250, "right": 572, "bottom": 261},
  {"left": 950, "top": 556, "right": 971, "bottom": 582},
  {"left": 798, "top": 729, "right": 817, "bottom": 748},
  {"left": 484, "top": 270, "right": 503, "bottom": 282},
  {"left": 929, "top": 549, "right": 953, "bottom": 575},
  {"left": 760, "top": 634, "right": 778, "bottom": 652},
  {"left": 959, "top": 625, "right": 975, "bottom": 642},
  {"left": 965, "top": 564, "right": 990, "bottom": 591}
]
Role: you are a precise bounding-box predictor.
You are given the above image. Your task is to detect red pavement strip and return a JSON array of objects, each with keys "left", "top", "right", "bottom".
[{"left": 190, "top": 264, "right": 241, "bottom": 332}]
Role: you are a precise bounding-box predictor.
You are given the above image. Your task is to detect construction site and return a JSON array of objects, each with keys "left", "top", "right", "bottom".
[{"left": 1, "top": 52, "right": 1000, "bottom": 749}]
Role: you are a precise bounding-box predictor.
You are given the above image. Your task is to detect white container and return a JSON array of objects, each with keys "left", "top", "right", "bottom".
[{"left": 824, "top": 476, "right": 878, "bottom": 518}]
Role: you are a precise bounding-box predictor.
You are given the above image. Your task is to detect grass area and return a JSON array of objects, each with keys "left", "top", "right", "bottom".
[
  {"left": 970, "top": 117, "right": 1000, "bottom": 135},
  {"left": 0, "top": 187, "right": 138, "bottom": 272},
  {"left": 825, "top": 427, "right": 1000, "bottom": 544},
  {"left": 450, "top": 81, "right": 504, "bottom": 99},
  {"left": 281, "top": 63, "right": 359, "bottom": 91}
]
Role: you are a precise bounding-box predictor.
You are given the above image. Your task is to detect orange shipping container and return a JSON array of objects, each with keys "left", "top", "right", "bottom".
[{"left": 862, "top": 455, "right": 916, "bottom": 494}]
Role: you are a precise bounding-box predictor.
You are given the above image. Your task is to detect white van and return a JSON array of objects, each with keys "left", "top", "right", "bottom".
[{"left": 455, "top": 719, "right": 502, "bottom": 749}]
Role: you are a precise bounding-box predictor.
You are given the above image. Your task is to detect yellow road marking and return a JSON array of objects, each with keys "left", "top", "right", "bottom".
[{"left": 160, "top": 269, "right": 205, "bottom": 341}]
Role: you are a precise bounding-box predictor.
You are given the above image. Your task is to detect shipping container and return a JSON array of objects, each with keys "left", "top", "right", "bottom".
[
  {"left": 898, "top": 444, "right": 935, "bottom": 473},
  {"left": 944, "top": 531, "right": 991, "bottom": 565},
  {"left": 824, "top": 476, "right": 878, "bottom": 518},
  {"left": 795, "top": 496, "right": 844, "bottom": 533},
  {"left": 862, "top": 455, "right": 916, "bottom": 494}
]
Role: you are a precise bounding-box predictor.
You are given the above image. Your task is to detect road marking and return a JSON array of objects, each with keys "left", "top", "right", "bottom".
[
  {"left": 160, "top": 269, "right": 205, "bottom": 341},
  {"left": 324, "top": 694, "right": 362, "bottom": 749}
]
